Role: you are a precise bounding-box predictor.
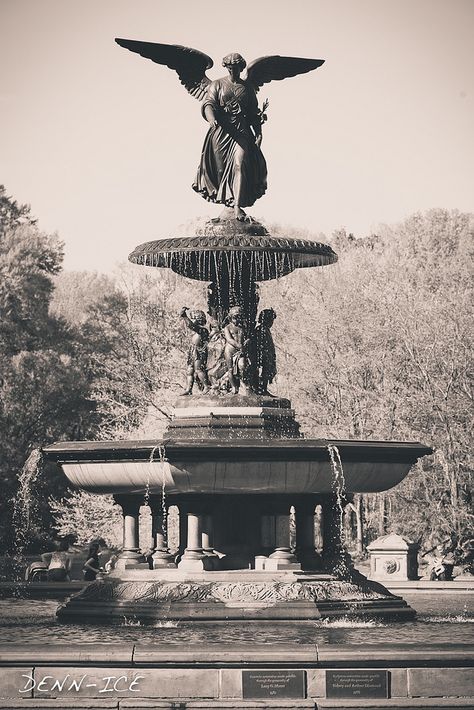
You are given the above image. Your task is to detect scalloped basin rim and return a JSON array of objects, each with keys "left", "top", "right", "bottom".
[{"left": 128, "top": 234, "right": 338, "bottom": 256}]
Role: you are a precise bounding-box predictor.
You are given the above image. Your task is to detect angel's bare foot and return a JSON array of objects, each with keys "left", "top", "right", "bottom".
[{"left": 234, "top": 206, "right": 247, "bottom": 221}]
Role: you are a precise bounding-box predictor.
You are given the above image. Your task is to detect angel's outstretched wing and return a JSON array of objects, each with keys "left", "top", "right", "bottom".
[
  {"left": 115, "top": 38, "right": 213, "bottom": 100},
  {"left": 246, "top": 56, "right": 324, "bottom": 91}
]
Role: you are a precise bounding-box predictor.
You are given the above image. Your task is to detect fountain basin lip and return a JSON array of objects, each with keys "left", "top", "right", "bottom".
[
  {"left": 43, "top": 438, "right": 432, "bottom": 495},
  {"left": 43, "top": 438, "right": 432, "bottom": 464},
  {"left": 128, "top": 233, "right": 338, "bottom": 281},
  {"left": 129, "top": 233, "right": 337, "bottom": 258}
]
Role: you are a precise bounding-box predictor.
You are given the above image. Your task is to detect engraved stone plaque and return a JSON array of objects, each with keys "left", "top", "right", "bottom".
[
  {"left": 242, "top": 670, "right": 305, "bottom": 699},
  {"left": 326, "top": 670, "right": 389, "bottom": 698}
]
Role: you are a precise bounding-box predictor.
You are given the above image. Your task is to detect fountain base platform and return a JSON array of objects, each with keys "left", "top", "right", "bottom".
[
  {"left": 57, "top": 570, "right": 415, "bottom": 624},
  {"left": 169, "top": 394, "right": 301, "bottom": 440}
]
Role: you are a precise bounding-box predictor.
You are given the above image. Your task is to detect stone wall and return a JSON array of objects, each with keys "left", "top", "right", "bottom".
[{"left": 0, "top": 643, "right": 472, "bottom": 709}]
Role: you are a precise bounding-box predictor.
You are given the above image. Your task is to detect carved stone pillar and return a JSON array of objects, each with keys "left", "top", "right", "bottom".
[
  {"left": 113, "top": 494, "right": 146, "bottom": 567},
  {"left": 295, "top": 498, "right": 322, "bottom": 570},
  {"left": 201, "top": 514, "right": 215, "bottom": 552},
  {"left": 178, "top": 504, "right": 187, "bottom": 559},
  {"left": 265, "top": 502, "right": 301, "bottom": 571},
  {"left": 314, "top": 504, "right": 324, "bottom": 553},
  {"left": 202, "top": 513, "right": 219, "bottom": 569},
  {"left": 178, "top": 506, "right": 213, "bottom": 571},
  {"left": 149, "top": 496, "right": 176, "bottom": 569}
]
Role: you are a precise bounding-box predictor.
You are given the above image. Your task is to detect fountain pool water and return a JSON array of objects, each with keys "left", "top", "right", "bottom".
[{"left": 0, "top": 594, "right": 472, "bottom": 644}]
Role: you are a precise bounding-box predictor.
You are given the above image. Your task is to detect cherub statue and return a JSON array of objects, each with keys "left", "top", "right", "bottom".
[
  {"left": 251, "top": 308, "right": 277, "bottom": 395},
  {"left": 115, "top": 39, "right": 324, "bottom": 220},
  {"left": 206, "top": 318, "right": 229, "bottom": 391},
  {"left": 179, "top": 307, "right": 210, "bottom": 396},
  {"left": 223, "top": 306, "right": 250, "bottom": 395}
]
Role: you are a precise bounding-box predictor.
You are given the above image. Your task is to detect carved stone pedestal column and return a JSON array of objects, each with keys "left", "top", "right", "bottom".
[
  {"left": 113, "top": 494, "right": 146, "bottom": 569},
  {"left": 202, "top": 513, "right": 219, "bottom": 569},
  {"left": 178, "top": 509, "right": 213, "bottom": 571},
  {"left": 266, "top": 506, "right": 301, "bottom": 571},
  {"left": 149, "top": 496, "right": 176, "bottom": 569}
]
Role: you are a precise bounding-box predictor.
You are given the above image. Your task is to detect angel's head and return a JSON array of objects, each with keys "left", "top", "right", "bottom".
[{"left": 222, "top": 52, "right": 246, "bottom": 78}]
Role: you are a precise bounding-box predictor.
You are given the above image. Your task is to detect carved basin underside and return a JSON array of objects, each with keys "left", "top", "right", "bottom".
[{"left": 44, "top": 438, "right": 431, "bottom": 496}]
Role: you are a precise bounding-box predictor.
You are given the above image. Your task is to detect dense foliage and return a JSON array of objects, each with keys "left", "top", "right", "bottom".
[
  {"left": 0, "top": 187, "right": 140, "bottom": 549},
  {"left": 265, "top": 210, "right": 473, "bottom": 551},
  {"left": 0, "top": 185, "right": 472, "bottom": 555}
]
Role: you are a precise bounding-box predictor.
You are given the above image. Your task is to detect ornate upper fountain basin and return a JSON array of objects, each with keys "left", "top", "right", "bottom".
[
  {"left": 128, "top": 218, "right": 337, "bottom": 281},
  {"left": 43, "top": 438, "right": 432, "bottom": 496}
]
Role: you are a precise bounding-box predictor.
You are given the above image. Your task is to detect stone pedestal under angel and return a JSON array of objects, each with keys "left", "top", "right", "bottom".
[{"left": 115, "top": 39, "right": 324, "bottom": 220}]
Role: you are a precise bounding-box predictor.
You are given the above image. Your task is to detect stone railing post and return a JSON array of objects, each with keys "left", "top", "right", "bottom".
[
  {"left": 149, "top": 495, "right": 176, "bottom": 569},
  {"left": 113, "top": 494, "right": 146, "bottom": 567},
  {"left": 178, "top": 504, "right": 212, "bottom": 571},
  {"left": 265, "top": 500, "right": 301, "bottom": 571}
]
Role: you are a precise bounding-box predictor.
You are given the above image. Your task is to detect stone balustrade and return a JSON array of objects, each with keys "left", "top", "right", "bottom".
[{"left": 111, "top": 493, "right": 341, "bottom": 573}]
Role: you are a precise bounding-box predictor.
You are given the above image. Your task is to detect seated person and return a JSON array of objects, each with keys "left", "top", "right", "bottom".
[
  {"left": 82, "top": 541, "right": 105, "bottom": 581},
  {"left": 429, "top": 545, "right": 455, "bottom": 581},
  {"left": 41, "top": 539, "right": 72, "bottom": 582}
]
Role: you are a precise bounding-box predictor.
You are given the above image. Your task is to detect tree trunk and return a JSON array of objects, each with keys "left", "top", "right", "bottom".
[
  {"left": 354, "top": 494, "right": 364, "bottom": 554},
  {"left": 378, "top": 493, "right": 387, "bottom": 536}
]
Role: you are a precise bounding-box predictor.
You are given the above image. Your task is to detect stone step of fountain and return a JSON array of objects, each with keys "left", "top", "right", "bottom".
[
  {"left": 173, "top": 406, "right": 297, "bottom": 418},
  {"left": 166, "top": 417, "right": 301, "bottom": 439},
  {"left": 175, "top": 394, "right": 293, "bottom": 409},
  {"left": 168, "top": 409, "right": 301, "bottom": 441},
  {"left": 168, "top": 394, "right": 302, "bottom": 439}
]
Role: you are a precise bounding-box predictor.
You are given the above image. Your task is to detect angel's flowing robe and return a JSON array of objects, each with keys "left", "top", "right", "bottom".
[{"left": 192, "top": 77, "right": 267, "bottom": 208}]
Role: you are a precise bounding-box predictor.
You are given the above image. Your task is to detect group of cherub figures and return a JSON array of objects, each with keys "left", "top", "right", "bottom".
[{"left": 180, "top": 305, "right": 277, "bottom": 397}]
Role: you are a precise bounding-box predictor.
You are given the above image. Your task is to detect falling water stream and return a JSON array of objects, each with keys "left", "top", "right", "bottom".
[
  {"left": 138, "top": 249, "right": 298, "bottom": 283},
  {"left": 327, "top": 443, "right": 351, "bottom": 578},
  {"left": 11, "top": 449, "right": 44, "bottom": 580},
  {"left": 147, "top": 444, "right": 168, "bottom": 541},
  {"left": 158, "top": 444, "right": 168, "bottom": 541},
  {"left": 327, "top": 444, "right": 347, "bottom": 548}
]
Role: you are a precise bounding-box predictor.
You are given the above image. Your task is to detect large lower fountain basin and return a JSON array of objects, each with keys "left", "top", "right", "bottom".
[{"left": 44, "top": 438, "right": 431, "bottom": 495}]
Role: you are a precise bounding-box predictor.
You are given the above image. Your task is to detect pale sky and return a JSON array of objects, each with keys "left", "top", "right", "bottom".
[{"left": 1, "top": 0, "right": 473, "bottom": 273}]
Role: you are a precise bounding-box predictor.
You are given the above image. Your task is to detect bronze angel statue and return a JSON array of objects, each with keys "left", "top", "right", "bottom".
[{"left": 116, "top": 39, "right": 324, "bottom": 220}]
